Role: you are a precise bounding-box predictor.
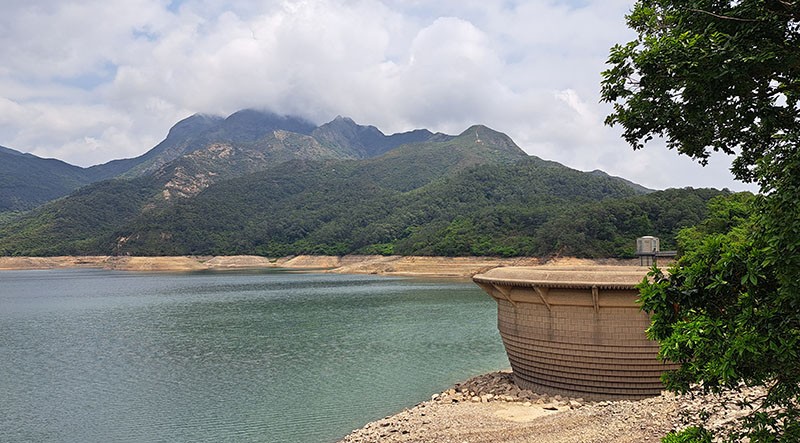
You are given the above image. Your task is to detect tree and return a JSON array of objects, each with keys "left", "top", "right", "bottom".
[
  {"left": 601, "top": 1, "right": 800, "bottom": 441},
  {"left": 602, "top": 0, "right": 799, "bottom": 185}
]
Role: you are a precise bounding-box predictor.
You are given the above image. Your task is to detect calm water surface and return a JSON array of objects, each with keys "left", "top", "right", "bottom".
[{"left": 0, "top": 269, "right": 507, "bottom": 442}]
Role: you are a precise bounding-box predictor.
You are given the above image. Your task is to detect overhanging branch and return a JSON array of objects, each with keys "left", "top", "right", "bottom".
[{"left": 686, "top": 8, "right": 759, "bottom": 22}]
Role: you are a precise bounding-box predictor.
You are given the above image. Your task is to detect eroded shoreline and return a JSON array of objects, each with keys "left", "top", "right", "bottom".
[{"left": 0, "top": 254, "right": 640, "bottom": 277}]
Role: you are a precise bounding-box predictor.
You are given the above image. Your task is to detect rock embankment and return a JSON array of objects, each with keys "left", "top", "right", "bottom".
[{"left": 339, "top": 371, "right": 765, "bottom": 443}]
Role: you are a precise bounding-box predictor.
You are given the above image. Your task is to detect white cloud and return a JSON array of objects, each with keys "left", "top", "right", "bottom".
[{"left": 0, "top": 0, "right": 754, "bottom": 191}]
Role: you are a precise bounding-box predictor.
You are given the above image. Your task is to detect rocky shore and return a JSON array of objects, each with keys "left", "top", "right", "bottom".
[{"left": 339, "top": 371, "right": 764, "bottom": 443}]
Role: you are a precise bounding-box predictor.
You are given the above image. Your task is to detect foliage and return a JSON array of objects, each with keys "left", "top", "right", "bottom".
[
  {"left": 0, "top": 150, "right": 722, "bottom": 258},
  {"left": 601, "top": 0, "right": 799, "bottom": 185},
  {"left": 661, "top": 426, "right": 712, "bottom": 443},
  {"left": 0, "top": 107, "right": 711, "bottom": 259},
  {"left": 603, "top": 1, "right": 800, "bottom": 441},
  {"left": 639, "top": 193, "right": 800, "bottom": 442},
  {"left": 0, "top": 178, "right": 160, "bottom": 256},
  {"left": 534, "top": 187, "right": 721, "bottom": 258},
  {"left": 112, "top": 157, "right": 722, "bottom": 258},
  {"left": 0, "top": 113, "right": 726, "bottom": 260}
]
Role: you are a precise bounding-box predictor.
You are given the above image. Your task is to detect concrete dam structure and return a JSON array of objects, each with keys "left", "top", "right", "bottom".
[{"left": 473, "top": 266, "right": 676, "bottom": 400}]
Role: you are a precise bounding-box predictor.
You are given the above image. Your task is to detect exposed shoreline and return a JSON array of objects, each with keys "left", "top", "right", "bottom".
[
  {"left": 0, "top": 254, "right": 641, "bottom": 277},
  {"left": 339, "top": 371, "right": 763, "bottom": 443}
]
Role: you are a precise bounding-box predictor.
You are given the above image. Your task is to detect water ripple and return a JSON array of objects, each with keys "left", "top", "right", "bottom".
[{"left": 1, "top": 269, "right": 508, "bottom": 443}]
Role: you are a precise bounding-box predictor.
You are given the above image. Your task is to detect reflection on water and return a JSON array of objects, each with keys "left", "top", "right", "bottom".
[{"left": 0, "top": 269, "right": 507, "bottom": 443}]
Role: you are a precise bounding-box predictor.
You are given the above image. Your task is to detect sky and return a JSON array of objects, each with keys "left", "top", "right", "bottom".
[{"left": 0, "top": 0, "right": 755, "bottom": 191}]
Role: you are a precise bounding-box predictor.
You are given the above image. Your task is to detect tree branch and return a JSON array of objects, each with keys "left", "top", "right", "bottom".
[{"left": 686, "top": 8, "right": 759, "bottom": 22}]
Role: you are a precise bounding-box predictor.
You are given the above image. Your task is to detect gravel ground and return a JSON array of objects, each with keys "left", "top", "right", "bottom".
[{"left": 339, "top": 371, "right": 764, "bottom": 443}]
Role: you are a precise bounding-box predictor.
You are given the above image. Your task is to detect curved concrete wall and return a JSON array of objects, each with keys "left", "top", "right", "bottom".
[{"left": 473, "top": 266, "right": 677, "bottom": 400}]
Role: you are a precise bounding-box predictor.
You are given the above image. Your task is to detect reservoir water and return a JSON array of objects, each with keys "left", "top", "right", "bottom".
[{"left": 0, "top": 269, "right": 508, "bottom": 442}]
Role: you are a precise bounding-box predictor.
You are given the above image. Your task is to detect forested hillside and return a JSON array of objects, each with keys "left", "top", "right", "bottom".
[
  {"left": 0, "top": 146, "right": 95, "bottom": 212},
  {"left": 0, "top": 154, "right": 722, "bottom": 258},
  {"left": 0, "top": 108, "right": 726, "bottom": 258}
]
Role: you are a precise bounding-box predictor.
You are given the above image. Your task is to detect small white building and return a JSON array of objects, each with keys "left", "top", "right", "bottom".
[{"left": 636, "top": 236, "right": 675, "bottom": 266}]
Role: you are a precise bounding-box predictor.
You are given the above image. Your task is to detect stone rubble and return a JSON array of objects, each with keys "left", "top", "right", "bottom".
[{"left": 338, "top": 371, "right": 767, "bottom": 443}]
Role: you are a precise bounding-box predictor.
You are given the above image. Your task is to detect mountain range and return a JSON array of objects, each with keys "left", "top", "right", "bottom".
[
  {"left": 1, "top": 110, "right": 457, "bottom": 211},
  {"left": 0, "top": 109, "right": 725, "bottom": 257}
]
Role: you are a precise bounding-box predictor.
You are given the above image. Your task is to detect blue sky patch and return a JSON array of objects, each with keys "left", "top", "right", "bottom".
[{"left": 56, "top": 62, "right": 118, "bottom": 91}]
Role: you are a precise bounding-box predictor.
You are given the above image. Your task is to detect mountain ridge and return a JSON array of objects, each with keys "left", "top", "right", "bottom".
[
  {"left": 0, "top": 145, "right": 96, "bottom": 212},
  {"left": 1, "top": 109, "right": 592, "bottom": 212},
  {"left": 0, "top": 108, "right": 714, "bottom": 260},
  {"left": 0, "top": 132, "right": 716, "bottom": 259},
  {"left": 311, "top": 115, "right": 446, "bottom": 158}
]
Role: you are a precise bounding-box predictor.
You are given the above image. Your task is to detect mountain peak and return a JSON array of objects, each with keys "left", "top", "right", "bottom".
[
  {"left": 458, "top": 124, "right": 501, "bottom": 138},
  {"left": 222, "top": 109, "right": 317, "bottom": 138},
  {"left": 332, "top": 115, "right": 356, "bottom": 124},
  {"left": 313, "top": 116, "right": 440, "bottom": 158},
  {"left": 454, "top": 125, "right": 527, "bottom": 158},
  {"left": 167, "top": 113, "right": 224, "bottom": 138}
]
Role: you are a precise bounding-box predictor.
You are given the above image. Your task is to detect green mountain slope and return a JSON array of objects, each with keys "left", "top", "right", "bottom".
[
  {"left": 0, "top": 146, "right": 95, "bottom": 212},
  {"left": 0, "top": 177, "right": 161, "bottom": 255},
  {"left": 346, "top": 124, "right": 527, "bottom": 192},
  {"left": 0, "top": 110, "right": 705, "bottom": 259},
  {"left": 0, "top": 124, "right": 533, "bottom": 255},
  {"left": 0, "top": 126, "right": 717, "bottom": 259},
  {"left": 101, "top": 158, "right": 717, "bottom": 258}
]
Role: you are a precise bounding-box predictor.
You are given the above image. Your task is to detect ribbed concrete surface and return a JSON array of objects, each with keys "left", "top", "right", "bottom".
[{"left": 474, "top": 266, "right": 676, "bottom": 400}]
